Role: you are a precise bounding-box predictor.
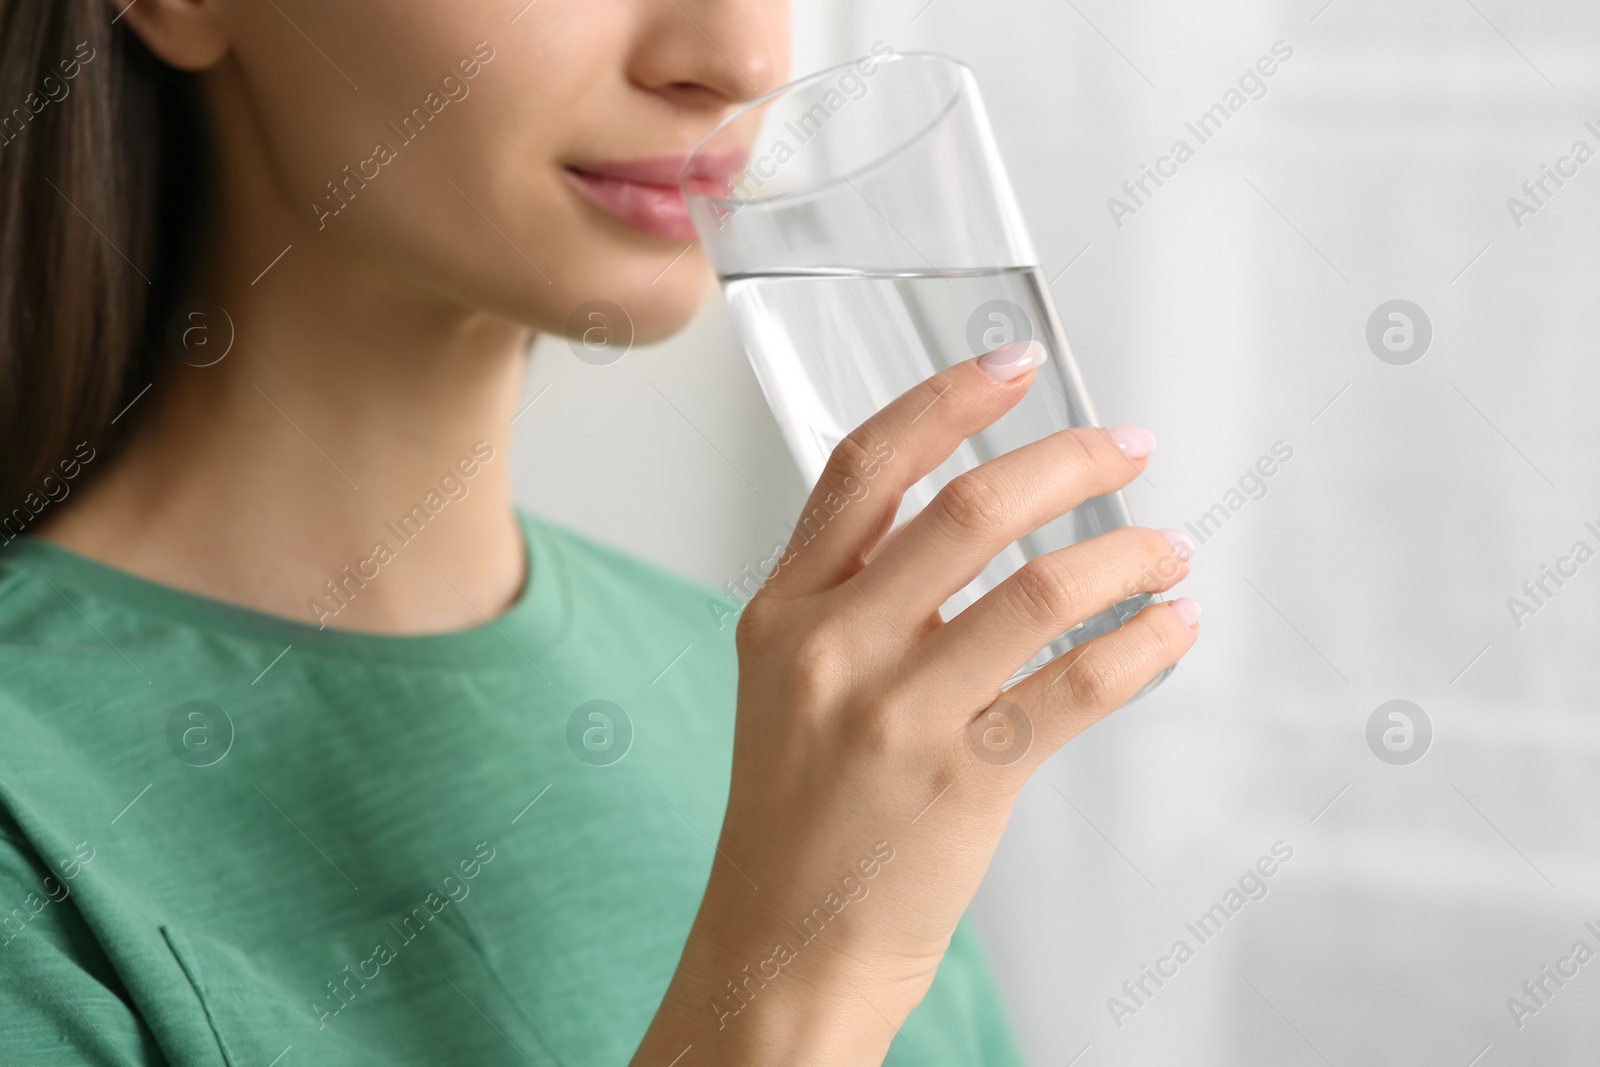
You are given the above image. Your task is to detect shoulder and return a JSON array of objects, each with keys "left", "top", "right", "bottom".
[
  {"left": 522, "top": 512, "right": 741, "bottom": 711},
  {"left": 525, "top": 511, "right": 739, "bottom": 633},
  {"left": 0, "top": 543, "right": 76, "bottom": 644},
  {"left": 0, "top": 547, "right": 140, "bottom": 786}
]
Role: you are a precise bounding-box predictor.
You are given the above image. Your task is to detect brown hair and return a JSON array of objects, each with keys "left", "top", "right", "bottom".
[{"left": 0, "top": 0, "right": 208, "bottom": 525}]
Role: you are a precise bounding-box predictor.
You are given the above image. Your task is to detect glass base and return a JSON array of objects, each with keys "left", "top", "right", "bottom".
[{"left": 1002, "top": 592, "right": 1174, "bottom": 700}]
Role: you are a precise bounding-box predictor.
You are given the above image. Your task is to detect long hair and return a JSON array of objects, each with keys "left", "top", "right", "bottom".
[{"left": 0, "top": 0, "right": 208, "bottom": 530}]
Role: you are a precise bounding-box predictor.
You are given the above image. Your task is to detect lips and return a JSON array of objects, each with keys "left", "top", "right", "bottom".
[{"left": 563, "top": 147, "right": 747, "bottom": 243}]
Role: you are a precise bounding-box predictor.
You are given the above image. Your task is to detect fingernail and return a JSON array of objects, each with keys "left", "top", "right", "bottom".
[
  {"left": 1106, "top": 424, "right": 1156, "bottom": 459},
  {"left": 978, "top": 339, "right": 1047, "bottom": 381},
  {"left": 1169, "top": 597, "right": 1202, "bottom": 628},
  {"left": 1158, "top": 528, "right": 1193, "bottom": 563}
]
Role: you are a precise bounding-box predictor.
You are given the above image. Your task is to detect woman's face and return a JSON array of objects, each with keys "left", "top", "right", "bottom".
[{"left": 128, "top": 0, "right": 789, "bottom": 342}]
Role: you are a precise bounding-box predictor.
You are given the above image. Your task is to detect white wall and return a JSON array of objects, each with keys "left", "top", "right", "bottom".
[{"left": 512, "top": 3, "right": 1600, "bottom": 1063}]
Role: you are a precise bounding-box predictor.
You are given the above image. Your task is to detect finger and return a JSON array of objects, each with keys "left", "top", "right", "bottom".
[
  {"left": 922, "top": 525, "right": 1193, "bottom": 692},
  {"left": 762, "top": 340, "right": 1047, "bottom": 597},
  {"left": 851, "top": 423, "right": 1156, "bottom": 620},
  {"left": 980, "top": 597, "right": 1200, "bottom": 768}
]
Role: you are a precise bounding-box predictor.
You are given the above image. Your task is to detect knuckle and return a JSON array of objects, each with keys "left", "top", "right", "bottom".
[
  {"left": 1146, "top": 606, "right": 1190, "bottom": 657},
  {"left": 932, "top": 471, "right": 1008, "bottom": 537},
  {"left": 1065, "top": 650, "right": 1126, "bottom": 710},
  {"left": 905, "top": 377, "right": 950, "bottom": 423},
  {"left": 733, "top": 594, "right": 777, "bottom": 656},
  {"left": 1008, "top": 555, "right": 1084, "bottom": 626},
  {"left": 837, "top": 698, "right": 901, "bottom": 760},
  {"left": 1063, "top": 611, "right": 1185, "bottom": 709},
  {"left": 1055, "top": 429, "right": 1099, "bottom": 477},
  {"left": 826, "top": 430, "right": 881, "bottom": 488},
  {"left": 786, "top": 620, "right": 851, "bottom": 703},
  {"left": 1116, "top": 529, "right": 1177, "bottom": 596},
  {"left": 1139, "top": 529, "right": 1187, "bottom": 587}
]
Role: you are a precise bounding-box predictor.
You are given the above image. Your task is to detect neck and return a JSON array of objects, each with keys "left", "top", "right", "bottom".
[{"left": 40, "top": 133, "right": 534, "bottom": 635}]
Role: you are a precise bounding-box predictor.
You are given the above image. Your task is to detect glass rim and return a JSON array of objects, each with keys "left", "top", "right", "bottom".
[{"left": 679, "top": 50, "right": 977, "bottom": 209}]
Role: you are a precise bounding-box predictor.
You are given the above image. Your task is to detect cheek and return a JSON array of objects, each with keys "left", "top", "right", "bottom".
[{"left": 224, "top": 0, "right": 709, "bottom": 334}]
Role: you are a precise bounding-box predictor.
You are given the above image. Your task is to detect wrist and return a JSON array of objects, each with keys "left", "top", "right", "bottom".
[
  {"left": 640, "top": 946, "right": 907, "bottom": 1066},
  {"left": 635, "top": 876, "right": 931, "bottom": 1065}
]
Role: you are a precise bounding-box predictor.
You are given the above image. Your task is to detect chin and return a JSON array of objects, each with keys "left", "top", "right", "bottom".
[
  {"left": 628, "top": 268, "right": 713, "bottom": 344},
  {"left": 547, "top": 241, "right": 714, "bottom": 345},
  {"left": 413, "top": 191, "right": 719, "bottom": 350}
]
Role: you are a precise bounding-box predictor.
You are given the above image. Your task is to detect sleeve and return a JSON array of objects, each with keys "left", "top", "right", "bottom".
[{"left": 0, "top": 833, "right": 170, "bottom": 1067}]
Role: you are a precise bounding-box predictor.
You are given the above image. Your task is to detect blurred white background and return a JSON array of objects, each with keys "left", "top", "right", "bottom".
[{"left": 511, "top": 2, "right": 1600, "bottom": 1063}]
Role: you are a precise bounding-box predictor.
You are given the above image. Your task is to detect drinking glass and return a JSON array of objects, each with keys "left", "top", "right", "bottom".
[{"left": 682, "top": 50, "right": 1168, "bottom": 693}]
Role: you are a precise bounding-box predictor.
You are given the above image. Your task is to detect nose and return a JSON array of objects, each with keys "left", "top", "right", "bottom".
[{"left": 629, "top": 0, "right": 788, "bottom": 107}]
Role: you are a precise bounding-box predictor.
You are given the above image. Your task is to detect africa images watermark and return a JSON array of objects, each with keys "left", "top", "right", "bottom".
[
  {"left": 0, "top": 40, "right": 96, "bottom": 150},
  {"left": 1367, "top": 699, "right": 1431, "bottom": 766},
  {"left": 1505, "top": 119, "right": 1600, "bottom": 231},
  {"left": 306, "top": 441, "right": 496, "bottom": 627},
  {"left": 166, "top": 700, "right": 235, "bottom": 768},
  {"left": 705, "top": 39, "right": 896, "bottom": 227},
  {"left": 566, "top": 699, "right": 633, "bottom": 767},
  {"left": 309, "top": 840, "right": 497, "bottom": 1029},
  {"left": 1180, "top": 440, "right": 1295, "bottom": 551},
  {"left": 313, "top": 41, "right": 497, "bottom": 230},
  {"left": 0, "top": 840, "right": 96, "bottom": 951},
  {"left": 710, "top": 840, "right": 896, "bottom": 1031},
  {"left": 1502, "top": 918, "right": 1600, "bottom": 1030},
  {"left": 704, "top": 435, "right": 897, "bottom": 630},
  {"left": 0, "top": 441, "right": 97, "bottom": 546},
  {"left": 1106, "top": 40, "right": 1295, "bottom": 229},
  {"left": 1106, "top": 840, "right": 1296, "bottom": 1029},
  {"left": 1505, "top": 518, "right": 1600, "bottom": 630}
]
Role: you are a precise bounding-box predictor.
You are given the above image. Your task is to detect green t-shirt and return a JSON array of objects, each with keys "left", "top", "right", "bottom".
[{"left": 0, "top": 512, "right": 1024, "bottom": 1066}]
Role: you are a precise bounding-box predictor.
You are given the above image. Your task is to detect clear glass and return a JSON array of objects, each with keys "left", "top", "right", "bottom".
[{"left": 683, "top": 51, "right": 1168, "bottom": 694}]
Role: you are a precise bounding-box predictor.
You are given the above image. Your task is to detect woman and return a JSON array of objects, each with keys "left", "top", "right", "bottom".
[{"left": 0, "top": 0, "right": 1199, "bottom": 1062}]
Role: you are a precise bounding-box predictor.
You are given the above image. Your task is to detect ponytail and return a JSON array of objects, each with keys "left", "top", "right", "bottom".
[{"left": 0, "top": 0, "right": 208, "bottom": 530}]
